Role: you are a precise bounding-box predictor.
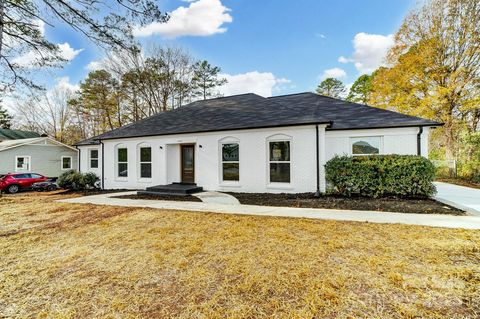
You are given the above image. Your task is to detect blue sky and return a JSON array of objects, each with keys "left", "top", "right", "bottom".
[{"left": 38, "top": 0, "right": 417, "bottom": 97}]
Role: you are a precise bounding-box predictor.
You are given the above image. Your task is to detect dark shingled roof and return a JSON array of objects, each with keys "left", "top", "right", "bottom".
[
  {"left": 0, "top": 128, "right": 40, "bottom": 140},
  {"left": 75, "top": 92, "right": 440, "bottom": 145}
]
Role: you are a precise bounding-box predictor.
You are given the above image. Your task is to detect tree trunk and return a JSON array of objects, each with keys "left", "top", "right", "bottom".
[{"left": 0, "top": 0, "right": 4, "bottom": 57}]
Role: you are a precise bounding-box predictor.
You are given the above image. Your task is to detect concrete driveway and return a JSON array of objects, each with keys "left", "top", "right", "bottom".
[{"left": 434, "top": 182, "right": 480, "bottom": 216}]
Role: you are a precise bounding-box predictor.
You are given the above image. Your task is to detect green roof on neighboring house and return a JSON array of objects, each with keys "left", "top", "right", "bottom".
[{"left": 0, "top": 129, "right": 41, "bottom": 140}]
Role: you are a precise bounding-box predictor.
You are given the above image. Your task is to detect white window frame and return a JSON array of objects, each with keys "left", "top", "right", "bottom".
[
  {"left": 89, "top": 149, "right": 99, "bottom": 169},
  {"left": 221, "top": 142, "right": 240, "bottom": 182},
  {"left": 15, "top": 156, "right": 31, "bottom": 172},
  {"left": 138, "top": 145, "right": 152, "bottom": 180},
  {"left": 266, "top": 134, "right": 293, "bottom": 189},
  {"left": 61, "top": 156, "right": 72, "bottom": 170},
  {"left": 116, "top": 146, "right": 128, "bottom": 179},
  {"left": 350, "top": 136, "right": 383, "bottom": 156},
  {"left": 218, "top": 137, "right": 241, "bottom": 187}
]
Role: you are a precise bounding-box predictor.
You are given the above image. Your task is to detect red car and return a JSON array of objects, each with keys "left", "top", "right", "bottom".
[{"left": 0, "top": 173, "right": 48, "bottom": 194}]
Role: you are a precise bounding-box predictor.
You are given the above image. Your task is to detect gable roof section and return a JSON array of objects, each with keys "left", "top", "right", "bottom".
[
  {"left": 0, "top": 137, "right": 78, "bottom": 152},
  {"left": 0, "top": 129, "right": 40, "bottom": 140},
  {"left": 76, "top": 92, "right": 440, "bottom": 145}
]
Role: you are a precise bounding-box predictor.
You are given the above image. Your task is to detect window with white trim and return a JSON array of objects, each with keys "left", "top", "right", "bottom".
[
  {"left": 139, "top": 147, "right": 152, "bottom": 178},
  {"left": 117, "top": 147, "right": 128, "bottom": 177},
  {"left": 15, "top": 156, "right": 30, "bottom": 172},
  {"left": 222, "top": 143, "right": 239, "bottom": 181},
  {"left": 61, "top": 156, "right": 72, "bottom": 170},
  {"left": 90, "top": 149, "right": 99, "bottom": 168},
  {"left": 269, "top": 141, "right": 290, "bottom": 183},
  {"left": 351, "top": 136, "right": 381, "bottom": 155}
]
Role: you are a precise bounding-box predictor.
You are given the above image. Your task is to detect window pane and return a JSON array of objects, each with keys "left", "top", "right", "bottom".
[
  {"left": 270, "top": 141, "right": 290, "bottom": 161},
  {"left": 140, "top": 147, "right": 151, "bottom": 162},
  {"left": 222, "top": 143, "right": 239, "bottom": 162},
  {"left": 141, "top": 163, "right": 152, "bottom": 178},
  {"left": 91, "top": 159, "right": 99, "bottom": 168},
  {"left": 118, "top": 148, "right": 128, "bottom": 162},
  {"left": 31, "top": 174, "right": 41, "bottom": 178},
  {"left": 351, "top": 137, "right": 380, "bottom": 155},
  {"left": 270, "top": 163, "right": 290, "bottom": 183},
  {"left": 118, "top": 163, "right": 128, "bottom": 177},
  {"left": 90, "top": 149, "right": 98, "bottom": 159},
  {"left": 62, "top": 157, "right": 71, "bottom": 169},
  {"left": 223, "top": 163, "right": 239, "bottom": 181}
]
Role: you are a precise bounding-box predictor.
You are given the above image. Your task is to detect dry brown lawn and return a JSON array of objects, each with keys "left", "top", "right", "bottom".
[{"left": 0, "top": 192, "right": 479, "bottom": 318}]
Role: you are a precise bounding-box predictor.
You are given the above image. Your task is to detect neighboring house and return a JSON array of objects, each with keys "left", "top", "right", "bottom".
[
  {"left": 0, "top": 128, "right": 40, "bottom": 142},
  {"left": 76, "top": 92, "right": 440, "bottom": 193},
  {"left": 0, "top": 137, "right": 78, "bottom": 178}
]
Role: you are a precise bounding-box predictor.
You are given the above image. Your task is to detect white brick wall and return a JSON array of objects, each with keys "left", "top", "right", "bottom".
[{"left": 78, "top": 125, "right": 428, "bottom": 193}]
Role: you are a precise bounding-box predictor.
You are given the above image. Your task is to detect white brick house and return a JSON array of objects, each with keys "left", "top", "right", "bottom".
[{"left": 76, "top": 92, "right": 439, "bottom": 194}]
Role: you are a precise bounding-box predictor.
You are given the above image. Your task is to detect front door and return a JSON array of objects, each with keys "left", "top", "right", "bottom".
[{"left": 181, "top": 144, "right": 195, "bottom": 183}]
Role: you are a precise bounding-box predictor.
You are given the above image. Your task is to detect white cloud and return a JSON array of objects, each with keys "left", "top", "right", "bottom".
[
  {"left": 34, "top": 19, "right": 46, "bottom": 36},
  {"left": 320, "top": 67, "right": 347, "bottom": 80},
  {"left": 53, "top": 76, "right": 79, "bottom": 92},
  {"left": 315, "top": 33, "right": 326, "bottom": 39},
  {"left": 340, "top": 32, "right": 394, "bottom": 74},
  {"left": 11, "top": 42, "right": 83, "bottom": 68},
  {"left": 133, "top": 0, "right": 232, "bottom": 38},
  {"left": 85, "top": 60, "right": 104, "bottom": 71},
  {"left": 218, "top": 71, "right": 291, "bottom": 97}
]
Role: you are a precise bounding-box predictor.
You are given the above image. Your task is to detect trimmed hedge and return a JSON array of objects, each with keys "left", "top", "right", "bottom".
[
  {"left": 57, "top": 170, "right": 99, "bottom": 190},
  {"left": 325, "top": 155, "right": 436, "bottom": 198}
]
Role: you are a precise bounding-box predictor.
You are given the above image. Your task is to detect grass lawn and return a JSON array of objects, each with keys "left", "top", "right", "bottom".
[{"left": 1, "top": 192, "right": 479, "bottom": 318}]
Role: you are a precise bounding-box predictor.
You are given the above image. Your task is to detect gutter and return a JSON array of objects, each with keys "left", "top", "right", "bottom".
[
  {"left": 74, "top": 145, "right": 81, "bottom": 171},
  {"left": 100, "top": 140, "right": 105, "bottom": 189},
  {"left": 314, "top": 124, "right": 321, "bottom": 197},
  {"left": 417, "top": 126, "right": 423, "bottom": 156}
]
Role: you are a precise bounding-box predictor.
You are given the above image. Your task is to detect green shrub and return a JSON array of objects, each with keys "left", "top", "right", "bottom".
[
  {"left": 325, "top": 155, "right": 436, "bottom": 198},
  {"left": 57, "top": 170, "right": 99, "bottom": 190}
]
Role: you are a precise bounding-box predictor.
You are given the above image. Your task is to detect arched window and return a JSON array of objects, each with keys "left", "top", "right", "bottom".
[
  {"left": 115, "top": 144, "right": 128, "bottom": 178},
  {"left": 138, "top": 143, "right": 152, "bottom": 179},
  {"left": 219, "top": 137, "right": 240, "bottom": 182},
  {"left": 267, "top": 134, "right": 292, "bottom": 183}
]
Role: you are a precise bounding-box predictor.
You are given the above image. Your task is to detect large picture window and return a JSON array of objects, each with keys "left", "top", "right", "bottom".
[
  {"left": 351, "top": 136, "right": 381, "bottom": 155},
  {"left": 269, "top": 141, "right": 290, "bottom": 183},
  {"left": 117, "top": 148, "right": 128, "bottom": 177},
  {"left": 90, "top": 149, "right": 99, "bottom": 168},
  {"left": 140, "top": 147, "right": 152, "bottom": 178},
  {"left": 222, "top": 143, "right": 239, "bottom": 181}
]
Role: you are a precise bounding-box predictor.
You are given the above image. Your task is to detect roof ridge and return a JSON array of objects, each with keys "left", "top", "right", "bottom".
[{"left": 268, "top": 91, "right": 314, "bottom": 98}]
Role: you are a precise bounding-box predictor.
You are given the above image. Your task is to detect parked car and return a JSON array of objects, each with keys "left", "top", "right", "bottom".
[
  {"left": 0, "top": 173, "right": 49, "bottom": 194},
  {"left": 32, "top": 179, "right": 58, "bottom": 192}
]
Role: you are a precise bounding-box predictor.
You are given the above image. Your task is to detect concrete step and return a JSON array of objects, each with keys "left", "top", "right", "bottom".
[{"left": 144, "top": 183, "right": 203, "bottom": 195}]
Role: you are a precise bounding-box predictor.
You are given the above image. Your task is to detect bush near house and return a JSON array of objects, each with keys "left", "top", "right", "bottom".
[
  {"left": 325, "top": 155, "right": 436, "bottom": 198},
  {"left": 57, "top": 170, "right": 99, "bottom": 190}
]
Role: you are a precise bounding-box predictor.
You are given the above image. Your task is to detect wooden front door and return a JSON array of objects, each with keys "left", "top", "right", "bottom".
[{"left": 181, "top": 144, "right": 195, "bottom": 183}]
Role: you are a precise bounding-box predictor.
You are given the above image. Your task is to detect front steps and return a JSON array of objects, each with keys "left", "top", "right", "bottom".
[{"left": 137, "top": 182, "right": 203, "bottom": 196}]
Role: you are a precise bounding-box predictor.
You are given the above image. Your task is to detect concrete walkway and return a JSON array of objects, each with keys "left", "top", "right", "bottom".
[
  {"left": 193, "top": 191, "right": 240, "bottom": 205},
  {"left": 434, "top": 182, "right": 480, "bottom": 216},
  {"left": 57, "top": 192, "right": 480, "bottom": 230}
]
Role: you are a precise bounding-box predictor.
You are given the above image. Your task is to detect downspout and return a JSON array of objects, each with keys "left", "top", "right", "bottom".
[
  {"left": 417, "top": 126, "right": 423, "bottom": 156},
  {"left": 100, "top": 140, "right": 105, "bottom": 189},
  {"left": 315, "top": 124, "right": 321, "bottom": 198},
  {"left": 75, "top": 145, "right": 81, "bottom": 171}
]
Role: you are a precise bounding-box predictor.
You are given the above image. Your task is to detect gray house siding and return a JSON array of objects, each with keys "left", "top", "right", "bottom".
[{"left": 0, "top": 145, "right": 78, "bottom": 177}]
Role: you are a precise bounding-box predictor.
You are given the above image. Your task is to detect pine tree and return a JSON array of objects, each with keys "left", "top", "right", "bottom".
[{"left": 316, "top": 78, "right": 345, "bottom": 99}]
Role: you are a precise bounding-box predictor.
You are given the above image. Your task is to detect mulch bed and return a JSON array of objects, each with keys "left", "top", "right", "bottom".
[
  {"left": 227, "top": 192, "right": 465, "bottom": 215},
  {"left": 112, "top": 194, "right": 202, "bottom": 202}
]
